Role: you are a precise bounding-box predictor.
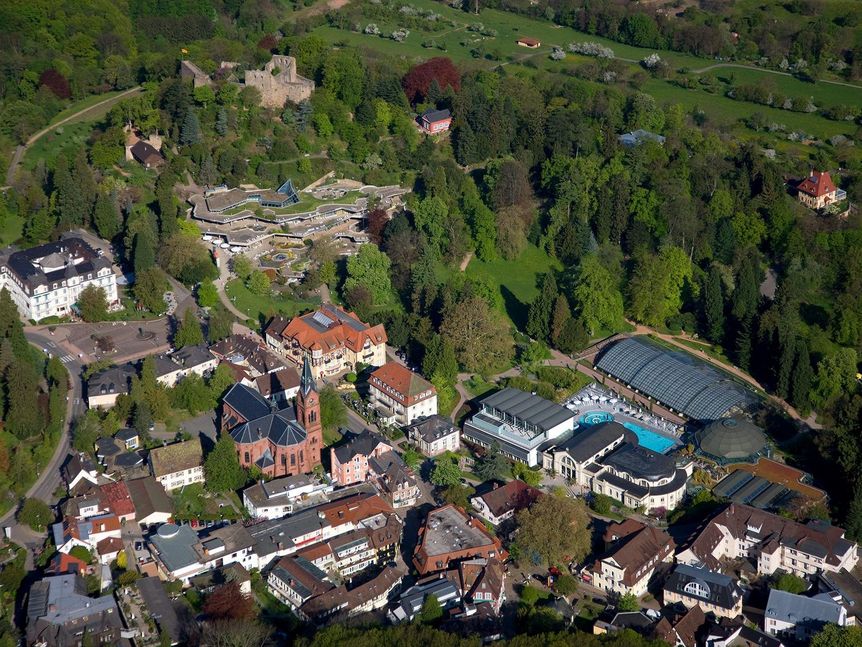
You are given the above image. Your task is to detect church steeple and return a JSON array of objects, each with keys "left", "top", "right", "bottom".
[
  {"left": 296, "top": 356, "right": 321, "bottom": 455},
  {"left": 300, "top": 355, "right": 316, "bottom": 396}
]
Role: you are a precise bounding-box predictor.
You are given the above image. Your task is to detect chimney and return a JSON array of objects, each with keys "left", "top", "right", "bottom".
[{"left": 492, "top": 482, "right": 499, "bottom": 490}]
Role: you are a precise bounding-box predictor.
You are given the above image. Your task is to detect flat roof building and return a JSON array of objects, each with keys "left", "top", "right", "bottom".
[
  {"left": 413, "top": 504, "right": 506, "bottom": 574},
  {"left": 463, "top": 388, "right": 576, "bottom": 466}
]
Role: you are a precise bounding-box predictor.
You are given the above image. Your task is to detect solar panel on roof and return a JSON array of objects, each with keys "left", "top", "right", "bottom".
[{"left": 312, "top": 311, "right": 334, "bottom": 327}]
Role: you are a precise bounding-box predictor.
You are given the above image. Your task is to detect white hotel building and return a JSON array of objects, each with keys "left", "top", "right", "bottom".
[{"left": 0, "top": 238, "right": 118, "bottom": 322}]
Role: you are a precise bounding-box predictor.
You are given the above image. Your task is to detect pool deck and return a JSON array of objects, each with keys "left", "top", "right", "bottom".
[{"left": 566, "top": 384, "right": 683, "bottom": 453}]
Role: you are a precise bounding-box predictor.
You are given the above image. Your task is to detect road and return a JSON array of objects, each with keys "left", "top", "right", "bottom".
[
  {"left": 5, "top": 86, "right": 143, "bottom": 186},
  {"left": 0, "top": 331, "right": 85, "bottom": 556}
]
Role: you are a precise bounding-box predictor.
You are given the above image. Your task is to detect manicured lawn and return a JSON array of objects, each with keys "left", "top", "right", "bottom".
[
  {"left": 225, "top": 278, "right": 320, "bottom": 324},
  {"left": 171, "top": 483, "right": 242, "bottom": 521},
  {"left": 0, "top": 213, "right": 24, "bottom": 246},
  {"left": 464, "top": 375, "right": 497, "bottom": 398},
  {"left": 464, "top": 243, "right": 561, "bottom": 328},
  {"left": 323, "top": 427, "right": 343, "bottom": 446}
]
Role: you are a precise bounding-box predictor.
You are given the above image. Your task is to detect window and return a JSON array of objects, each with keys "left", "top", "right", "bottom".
[
  {"left": 290, "top": 454, "right": 296, "bottom": 466},
  {"left": 244, "top": 452, "right": 250, "bottom": 463}
]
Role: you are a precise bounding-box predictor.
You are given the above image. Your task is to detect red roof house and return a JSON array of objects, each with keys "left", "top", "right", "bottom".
[
  {"left": 797, "top": 170, "right": 841, "bottom": 209},
  {"left": 99, "top": 481, "right": 136, "bottom": 522},
  {"left": 517, "top": 37, "right": 541, "bottom": 48}
]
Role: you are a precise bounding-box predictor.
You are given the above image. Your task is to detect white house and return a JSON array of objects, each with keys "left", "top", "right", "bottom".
[
  {"left": 765, "top": 589, "right": 849, "bottom": 642},
  {"left": 154, "top": 345, "right": 218, "bottom": 388},
  {"left": 51, "top": 514, "right": 122, "bottom": 556},
  {"left": 86, "top": 364, "right": 137, "bottom": 409},
  {"left": 463, "top": 388, "right": 576, "bottom": 467},
  {"left": 406, "top": 415, "right": 460, "bottom": 457},
  {"left": 677, "top": 504, "right": 859, "bottom": 578},
  {"left": 589, "top": 519, "right": 675, "bottom": 598},
  {"left": 242, "top": 474, "right": 334, "bottom": 521},
  {"left": 368, "top": 362, "right": 437, "bottom": 426},
  {"left": 0, "top": 237, "right": 118, "bottom": 322},
  {"left": 149, "top": 523, "right": 259, "bottom": 584},
  {"left": 148, "top": 439, "right": 204, "bottom": 491}
]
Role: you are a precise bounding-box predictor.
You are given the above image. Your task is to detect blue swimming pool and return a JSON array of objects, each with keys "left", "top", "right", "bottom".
[{"left": 579, "top": 411, "right": 677, "bottom": 454}]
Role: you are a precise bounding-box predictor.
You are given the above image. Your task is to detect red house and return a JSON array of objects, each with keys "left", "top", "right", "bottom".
[
  {"left": 420, "top": 109, "right": 452, "bottom": 134},
  {"left": 796, "top": 169, "right": 844, "bottom": 210}
]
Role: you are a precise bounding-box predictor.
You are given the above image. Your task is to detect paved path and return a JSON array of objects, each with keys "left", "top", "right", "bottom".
[
  {"left": 0, "top": 331, "right": 85, "bottom": 541},
  {"left": 215, "top": 258, "right": 250, "bottom": 320},
  {"left": 688, "top": 62, "right": 862, "bottom": 90},
  {"left": 5, "top": 86, "right": 143, "bottom": 186}
]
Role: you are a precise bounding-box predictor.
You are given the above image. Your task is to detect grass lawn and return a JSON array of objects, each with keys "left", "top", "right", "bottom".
[
  {"left": 225, "top": 278, "right": 320, "bottom": 324},
  {"left": 464, "top": 243, "right": 561, "bottom": 328},
  {"left": 47, "top": 89, "right": 128, "bottom": 126},
  {"left": 314, "top": 0, "right": 861, "bottom": 140},
  {"left": 171, "top": 483, "right": 242, "bottom": 521},
  {"left": 673, "top": 337, "right": 732, "bottom": 365},
  {"left": 0, "top": 213, "right": 24, "bottom": 246},
  {"left": 22, "top": 121, "right": 95, "bottom": 171},
  {"left": 464, "top": 375, "right": 497, "bottom": 398},
  {"left": 323, "top": 427, "right": 343, "bottom": 446}
]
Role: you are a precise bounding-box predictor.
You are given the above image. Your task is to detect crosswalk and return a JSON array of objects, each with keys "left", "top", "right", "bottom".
[{"left": 58, "top": 354, "right": 76, "bottom": 364}]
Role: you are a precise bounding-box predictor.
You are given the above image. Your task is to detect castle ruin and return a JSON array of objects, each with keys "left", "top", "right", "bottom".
[{"left": 244, "top": 55, "right": 314, "bottom": 109}]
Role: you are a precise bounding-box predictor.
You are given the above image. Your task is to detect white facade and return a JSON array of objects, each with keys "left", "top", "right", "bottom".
[
  {"left": 0, "top": 242, "right": 118, "bottom": 322},
  {"left": 156, "top": 465, "right": 204, "bottom": 492},
  {"left": 677, "top": 514, "right": 860, "bottom": 578},
  {"left": 155, "top": 357, "right": 218, "bottom": 388},
  {"left": 368, "top": 382, "right": 437, "bottom": 426},
  {"left": 411, "top": 428, "right": 459, "bottom": 457},
  {"left": 242, "top": 478, "right": 334, "bottom": 521}
]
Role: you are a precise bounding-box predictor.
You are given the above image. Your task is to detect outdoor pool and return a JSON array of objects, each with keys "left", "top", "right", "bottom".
[{"left": 579, "top": 411, "right": 677, "bottom": 454}]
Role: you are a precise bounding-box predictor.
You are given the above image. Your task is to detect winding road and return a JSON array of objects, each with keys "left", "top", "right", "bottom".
[{"left": 5, "top": 86, "right": 143, "bottom": 187}]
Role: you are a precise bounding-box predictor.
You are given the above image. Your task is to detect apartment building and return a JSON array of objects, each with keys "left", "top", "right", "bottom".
[
  {"left": 148, "top": 438, "right": 204, "bottom": 491},
  {"left": 368, "top": 361, "right": 437, "bottom": 426},
  {"left": 677, "top": 504, "right": 859, "bottom": 577},
  {"left": 588, "top": 519, "right": 675, "bottom": 597}
]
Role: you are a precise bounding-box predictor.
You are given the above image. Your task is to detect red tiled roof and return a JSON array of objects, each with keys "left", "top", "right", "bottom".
[
  {"left": 49, "top": 552, "right": 90, "bottom": 574},
  {"left": 99, "top": 481, "right": 136, "bottom": 518},
  {"left": 276, "top": 305, "right": 387, "bottom": 354},
  {"left": 370, "top": 362, "right": 435, "bottom": 406},
  {"left": 319, "top": 492, "right": 394, "bottom": 527},
  {"left": 96, "top": 537, "right": 124, "bottom": 555},
  {"left": 798, "top": 170, "right": 837, "bottom": 198}
]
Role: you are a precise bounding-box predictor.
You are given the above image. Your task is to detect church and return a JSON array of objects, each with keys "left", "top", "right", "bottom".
[{"left": 221, "top": 357, "right": 322, "bottom": 477}]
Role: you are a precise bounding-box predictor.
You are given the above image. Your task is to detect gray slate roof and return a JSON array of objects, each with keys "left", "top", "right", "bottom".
[
  {"left": 554, "top": 421, "right": 632, "bottom": 462},
  {"left": 664, "top": 564, "right": 742, "bottom": 611},
  {"left": 230, "top": 410, "right": 307, "bottom": 447},
  {"left": 150, "top": 524, "right": 200, "bottom": 572},
  {"left": 223, "top": 383, "right": 272, "bottom": 422},
  {"left": 27, "top": 574, "right": 117, "bottom": 625},
  {"left": 480, "top": 387, "right": 575, "bottom": 432},
  {"left": 87, "top": 363, "right": 137, "bottom": 398},
  {"left": 766, "top": 588, "right": 845, "bottom": 627},
  {"left": 332, "top": 429, "right": 391, "bottom": 464}
]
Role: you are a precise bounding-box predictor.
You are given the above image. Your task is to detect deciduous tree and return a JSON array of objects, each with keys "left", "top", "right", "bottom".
[
  {"left": 78, "top": 285, "right": 109, "bottom": 322},
  {"left": 204, "top": 437, "right": 247, "bottom": 493},
  {"left": 402, "top": 57, "right": 460, "bottom": 104},
  {"left": 18, "top": 498, "right": 53, "bottom": 531},
  {"left": 175, "top": 308, "right": 204, "bottom": 349},
  {"left": 441, "top": 294, "right": 513, "bottom": 373},
  {"left": 515, "top": 492, "right": 591, "bottom": 567}
]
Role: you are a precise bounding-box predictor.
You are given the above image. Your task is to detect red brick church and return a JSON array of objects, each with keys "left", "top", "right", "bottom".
[{"left": 221, "top": 357, "right": 322, "bottom": 477}]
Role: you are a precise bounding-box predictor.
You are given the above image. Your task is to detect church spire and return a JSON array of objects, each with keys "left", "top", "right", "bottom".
[{"left": 300, "top": 355, "right": 316, "bottom": 396}]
